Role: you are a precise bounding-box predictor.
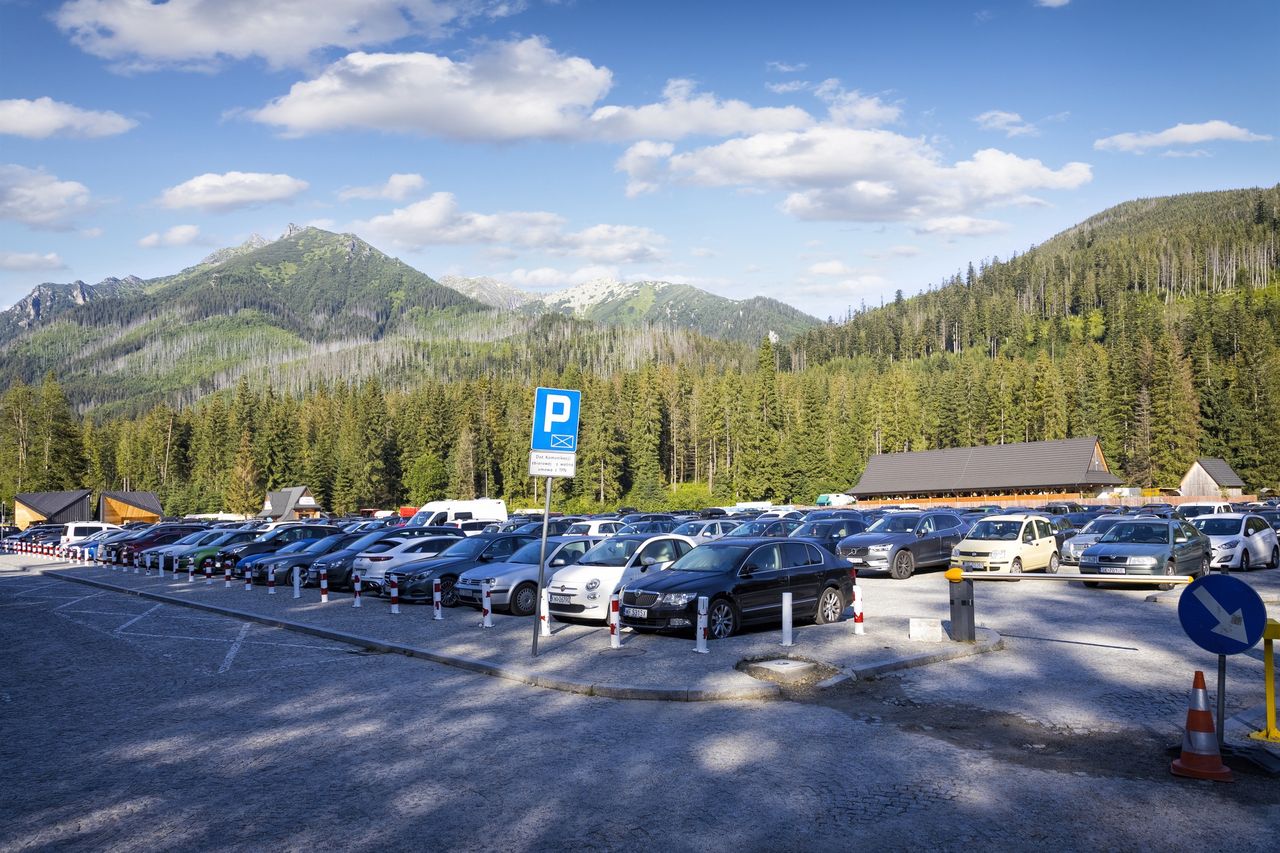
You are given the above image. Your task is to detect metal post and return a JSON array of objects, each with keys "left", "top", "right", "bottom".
[
  {"left": 432, "top": 578, "right": 443, "bottom": 620},
  {"left": 531, "top": 475, "right": 553, "bottom": 657},
  {"left": 1216, "top": 654, "right": 1227, "bottom": 748},
  {"left": 1249, "top": 624, "right": 1279, "bottom": 743},
  {"left": 268, "top": 566, "right": 276, "bottom": 595},
  {"left": 352, "top": 573, "right": 361, "bottom": 608},
  {"left": 292, "top": 566, "right": 301, "bottom": 599},
  {"left": 609, "top": 594, "right": 621, "bottom": 649},
  {"left": 389, "top": 577, "right": 400, "bottom": 615},
  {"left": 480, "top": 582, "right": 493, "bottom": 628},
  {"left": 948, "top": 575, "right": 976, "bottom": 642},
  {"left": 319, "top": 569, "right": 328, "bottom": 603},
  {"left": 781, "top": 591, "right": 794, "bottom": 647},
  {"left": 694, "top": 596, "right": 709, "bottom": 654}
]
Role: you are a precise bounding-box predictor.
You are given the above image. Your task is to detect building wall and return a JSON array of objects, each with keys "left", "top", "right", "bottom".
[
  {"left": 1180, "top": 464, "right": 1229, "bottom": 498},
  {"left": 15, "top": 503, "right": 45, "bottom": 531}
]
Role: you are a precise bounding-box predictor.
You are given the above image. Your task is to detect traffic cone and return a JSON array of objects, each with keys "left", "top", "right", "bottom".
[{"left": 1170, "top": 670, "right": 1233, "bottom": 782}]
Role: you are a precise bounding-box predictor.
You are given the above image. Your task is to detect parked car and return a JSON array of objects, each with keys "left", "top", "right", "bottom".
[
  {"left": 216, "top": 523, "right": 342, "bottom": 578},
  {"left": 307, "top": 526, "right": 465, "bottom": 589},
  {"left": 616, "top": 520, "right": 680, "bottom": 535},
  {"left": 1258, "top": 510, "right": 1280, "bottom": 534},
  {"left": 236, "top": 540, "right": 314, "bottom": 578},
  {"left": 1060, "top": 515, "right": 1126, "bottom": 566},
  {"left": 672, "top": 519, "right": 739, "bottom": 542},
  {"left": 442, "top": 519, "right": 503, "bottom": 536},
  {"left": 618, "top": 538, "right": 854, "bottom": 639},
  {"left": 118, "top": 524, "right": 209, "bottom": 567},
  {"left": 723, "top": 518, "right": 802, "bottom": 539},
  {"left": 1078, "top": 519, "right": 1209, "bottom": 588},
  {"left": 790, "top": 518, "right": 868, "bottom": 554},
  {"left": 546, "top": 534, "right": 697, "bottom": 623},
  {"left": 1177, "top": 502, "right": 1232, "bottom": 519},
  {"left": 59, "top": 522, "right": 120, "bottom": 546},
  {"left": 802, "top": 509, "right": 865, "bottom": 523},
  {"left": 1190, "top": 514, "right": 1280, "bottom": 572},
  {"left": 454, "top": 535, "right": 603, "bottom": 615},
  {"left": 178, "top": 529, "right": 260, "bottom": 573},
  {"left": 142, "top": 529, "right": 227, "bottom": 571},
  {"left": 249, "top": 532, "right": 368, "bottom": 585},
  {"left": 512, "top": 518, "right": 584, "bottom": 536},
  {"left": 385, "top": 533, "right": 539, "bottom": 605},
  {"left": 949, "top": 515, "right": 1060, "bottom": 574},
  {"left": 350, "top": 535, "right": 460, "bottom": 590},
  {"left": 836, "top": 511, "right": 967, "bottom": 579},
  {"left": 566, "top": 519, "right": 624, "bottom": 537}
]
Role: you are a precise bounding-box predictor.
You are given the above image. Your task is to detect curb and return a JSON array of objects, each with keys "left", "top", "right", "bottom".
[
  {"left": 845, "top": 627, "right": 1003, "bottom": 680},
  {"left": 47, "top": 570, "right": 782, "bottom": 702}
]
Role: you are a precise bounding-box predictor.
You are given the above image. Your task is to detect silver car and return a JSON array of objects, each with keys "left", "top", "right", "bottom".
[
  {"left": 671, "top": 519, "right": 739, "bottom": 541},
  {"left": 454, "top": 536, "right": 602, "bottom": 616},
  {"left": 1191, "top": 513, "right": 1280, "bottom": 571}
]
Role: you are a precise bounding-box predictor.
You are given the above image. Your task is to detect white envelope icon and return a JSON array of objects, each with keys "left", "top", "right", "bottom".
[{"left": 550, "top": 434, "right": 575, "bottom": 449}]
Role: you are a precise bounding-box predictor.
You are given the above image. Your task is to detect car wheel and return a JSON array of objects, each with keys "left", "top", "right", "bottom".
[
  {"left": 889, "top": 550, "right": 915, "bottom": 580},
  {"left": 439, "top": 576, "right": 459, "bottom": 607},
  {"left": 1270, "top": 547, "right": 1279, "bottom": 570},
  {"left": 814, "top": 586, "right": 844, "bottom": 625},
  {"left": 1158, "top": 560, "right": 1177, "bottom": 591},
  {"left": 509, "top": 582, "right": 537, "bottom": 617},
  {"left": 707, "top": 598, "right": 738, "bottom": 639},
  {"left": 1046, "top": 553, "right": 1060, "bottom": 574},
  {"left": 1240, "top": 551, "right": 1250, "bottom": 573}
]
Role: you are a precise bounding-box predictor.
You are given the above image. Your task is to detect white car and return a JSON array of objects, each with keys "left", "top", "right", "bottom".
[
  {"left": 454, "top": 535, "right": 603, "bottom": 615},
  {"left": 1179, "top": 502, "right": 1231, "bottom": 519},
  {"left": 352, "top": 536, "right": 460, "bottom": 589},
  {"left": 1191, "top": 513, "right": 1279, "bottom": 571},
  {"left": 60, "top": 522, "right": 120, "bottom": 546},
  {"left": 565, "top": 519, "right": 624, "bottom": 537},
  {"left": 546, "top": 534, "right": 697, "bottom": 623},
  {"left": 671, "top": 519, "right": 739, "bottom": 541}
]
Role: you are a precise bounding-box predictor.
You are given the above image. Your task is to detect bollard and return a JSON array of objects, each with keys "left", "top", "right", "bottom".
[
  {"left": 947, "top": 572, "right": 976, "bottom": 642},
  {"left": 433, "top": 578, "right": 443, "bottom": 620},
  {"left": 244, "top": 568, "right": 252, "bottom": 591},
  {"left": 694, "top": 596, "right": 709, "bottom": 654},
  {"left": 609, "top": 594, "right": 621, "bottom": 649},
  {"left": 292, "top": 566, "right": 301, "bottom": 599},
  {"left": 480, "top": 582, "right": 493, "bottom": 628},
  {"left": 319, "top": 569, "right": 329, "bottom": 603},
  {"left": 539, "top": 587, "right": 550, "bottom": 637},
  {"left": 158, "top": 555, "right": 166, "bottom": 579},
  {"left": 352, "top": 573, "right": 362, "bottom": 608},
  {"left": 852, "top": 577, "right": 865, "bottom": 636},
  {"left": 146, "top": 553, "right": 153, "bottom": 575},
  {"left": 781, "top": 591, "right": 794, "bottom": 647},
  {"left": 268, "top": 566, "right": 276, "bottom": 595},
  {"left": 389, "top": 577, "right": 400, "bottom": 614},
  {"left": 134, "top": 555, "right": 140, "bottom": 574},
  {"left": 205, "top": 562, "right": 212, "bottom": 585},
  {"left": 224, "top": 564, "right": 231, "bottom": 588}
]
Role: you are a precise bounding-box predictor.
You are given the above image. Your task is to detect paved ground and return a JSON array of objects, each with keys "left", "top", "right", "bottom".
[{"left": 2, "top": 560, "right": 1278, "bottom": 851}]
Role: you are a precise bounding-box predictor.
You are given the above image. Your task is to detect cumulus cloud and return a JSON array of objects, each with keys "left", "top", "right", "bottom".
[
  {"left": 808, "top": 260, "right": 858, "bottom": 276},
  {"left": 159, "top": 171, "right": 308, "bottom": 211},
  {"left": 54, "top": 0, "right": 522, "bottom": 70},
  {"left": 866, "top": 244, "right": 922, "bottom": 259},
  {"left": 0, "top": 97, "right": 135, "bottom": 138},
  {"left": 1036, "top": 1, "right": 1070, "bottom": 7},
  {"left": 350, "top": 192, "right": 665, "bottom": 263},
  {"left": 974, "top": 110, "right": 1038, "bottom": 137},
  {"left": 766, "top": 61, "right": 807, "bottom": 73},
  {"left": 0, "top": 164, "right": 93, "bottom": 229},
  {"left": 1094, "top": 120, "right": 1271, "bottom": 152},
  {"left": 616, "top": 141, "right": 675, "bottom": 197},
  {"left": 138, "top": 224, "right": 201, "bottom": 248},
  {"left": 0, "top": 251, "right": 67, "bottom": 271},
  {"left": 814, "top": 80, "right": 900, "bottom": 128},
  {"left": 338, "top": 173, "right": 426, "bottom": 201},
  {"left": 766, "top": 80, "right": 810, "bottom": 94},
  {"left": 587, "top": 78, "right": 812, "bottom": 141},
  {"left": 913, "top": 216, "right": 1009, "bottom": 236},
  {"left": 508, "top": 265, "right": 624, "bottom": 290}
]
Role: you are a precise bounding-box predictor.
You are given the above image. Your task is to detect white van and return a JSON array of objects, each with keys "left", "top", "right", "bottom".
[
  {"left": 61, "top": 522, "right": 120, "bottom": 545},
  {"left": 407, "top": 499, "right": 508, "bottom": 528}
]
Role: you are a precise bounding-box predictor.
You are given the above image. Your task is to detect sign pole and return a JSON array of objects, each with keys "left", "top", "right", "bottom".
[
  {"left": 1217, "top": 653, "right": 1227, "bottom": 747},
  {"left": 532, "top": 476, "right": 554, "bottom": 657}
]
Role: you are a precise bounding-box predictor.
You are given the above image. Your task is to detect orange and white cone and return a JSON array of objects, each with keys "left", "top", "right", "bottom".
[{"left": 1171, "top": 670, "right": 1233, "bottom": 782}]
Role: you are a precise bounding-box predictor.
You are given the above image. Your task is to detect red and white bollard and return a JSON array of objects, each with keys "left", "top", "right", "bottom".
[
  {"left": 267, "top": 566, "right": 276, "bottom": 595},
  {"left": 432, "top": 578, "right": 443, "bottom": 620},
  {"left": 292, "top": 566, "right": 301, "bottom": 599},
  {"left": 133, "top": 555, "right": 140, "bottom": 574},
  {"left": 781, "top": 591, "right": 794, "bottom": 647},
  {"left": 609, "top": 593, "right": 621, "bottom": 649},
  {"left": 479, "top": 582, "right": 493, "bottom": 628},
  {"left": 187, "top": 560, "right": 194, "bottom": 582},
  {"left": 694, "top": 595, "right": 709, "bottom": 654},
  {"left": 223, "top": 564, "right": 231, "bottom": 588},
  {"left": 389, "top": 577, "right": 400, "bottom": 615},
  {"left": 145, "top": 553, "right": 153, "bottom": 575},
  {"left": 852, "top": 577, "right": 865, "bottom": 636},
  {"left": 205, "top": 562, "right": 212, "bottom": 585},
  {"left": 352, "top": 573, "right": 362, "bottom": 608},
  {"left": 158, "top": 555, "right": 166, "bottom": 579},
  {"left": 539, "top": 587, "right": 550, "bottom": 637},
  {"left": 243, "top": 568, "right": 252, "bottom": 591},
  {"left": 319, "top": 569, "right": 329, "bottom": 603}
]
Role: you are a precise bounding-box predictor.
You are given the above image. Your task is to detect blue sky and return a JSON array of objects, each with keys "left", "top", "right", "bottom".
[{"left": 1, "top": 0, "right": 1276, "bottom": 318}]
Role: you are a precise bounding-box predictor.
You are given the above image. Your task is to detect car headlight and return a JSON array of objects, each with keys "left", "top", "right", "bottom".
[
  {"left": 411, "top": 572, "right": 433, "bottom": 581},
  {"left": 1127, "top": 556, "right": 1158, "bottom": 567},
  {"left": 483, "top": 577, "right": 498, "bottom": 587},
  {"left": 585, "top": 578, "right": 601, "bottom": 591},
  {"left": 868, "top": 544, "right": 892, "bottom": 553},
  {"left": 950, "top": 547, "right": 959, "bottom": 558},
  {"left": 660, "top": 592, "right": 697, "bottom": 607},
  {"left": 1219, "top": 540, "right": 1240, "bottom": 550}
]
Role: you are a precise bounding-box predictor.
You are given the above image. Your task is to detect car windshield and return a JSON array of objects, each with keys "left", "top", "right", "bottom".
[
  {"left": 667, "top": 544, "right": 752, "bottom": 573},
  {"left": 966, "top": 520, "right": 1023, "bottom": 541},
  {"left": 673, "top": 522, "right": 704, "bottom": 536},
  {"left": 578, "top": 538, "right": 641, "bottom": 567},
  {"left": 507, "top": 541, "right": 551, "bottom": 563},
  {"left": 1080, "top": 517, "right": 1122, "bottom": 536},
  {"left": 439, "top": 537, "right": 489, "bottom": 558},
  {"left": 726, "top": 520, "right": 772, "bottom": 536},
  {"left": 1100, "top": 523, "right": 1171, "bottom": 544},
  {"left": 1192, "top": 518, "right": 1244, "bottom": 536},
  {"left": 303, "top": 534, "right": 346, "bottom": 553},
  {"left": 1180, "top": 505, "right": 1216, "bottom": 517},
  {"left": 276, "top": 541, "right": 310, "bottom": 554},
  {"left": 868, "top": 515, "right": 921, "bottom": 534},
  {"left": 567, "top": 523, "right": 591, "bottom": 535},
  {"left": 793, "top": 522, "right": 830, "bottom": 537}
]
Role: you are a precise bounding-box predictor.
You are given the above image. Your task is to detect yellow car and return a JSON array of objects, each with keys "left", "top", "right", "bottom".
[{"left": 950, "top": 514, "right": 1060, "bottom": 574}]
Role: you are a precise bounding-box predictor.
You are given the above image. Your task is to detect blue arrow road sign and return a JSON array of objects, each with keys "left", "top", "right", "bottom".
[
  {"left": 1177, "top": 574, "right": 1267, "bottom": 656},
  {"left": 531, "top": 387, "right": 581, "bottom": 453}
]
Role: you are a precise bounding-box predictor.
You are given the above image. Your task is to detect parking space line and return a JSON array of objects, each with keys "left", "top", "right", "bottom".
[
  {"left": 218, "top": 623, "right": 252, "bottom": 673},
  {"left": 114, "top": 603, "right": 163, "bottom": 633},
  {"left": 52, "top": 592, "right": 107, "bottom": 611},
  {"left": 10, "top": 582, "right": 65, "bottom": 596}
]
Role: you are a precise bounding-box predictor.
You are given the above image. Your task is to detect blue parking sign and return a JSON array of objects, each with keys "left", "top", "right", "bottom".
[
  {"left": 1177, "top": 574, "right": 1267, "bottom": 656},
  {"left": 531, "top": 387, "right": 581, "bottom": 452}
]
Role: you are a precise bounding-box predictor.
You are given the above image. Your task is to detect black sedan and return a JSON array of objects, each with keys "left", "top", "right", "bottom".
[
  {"left": 790, "top": 518, "right": 868, "bottom": 554},
  {"left": 618, "top": 538, "right": 854, "bottom": 639},
  {"left": 384, "top": 533, "right": 537, "bottom": 605}
]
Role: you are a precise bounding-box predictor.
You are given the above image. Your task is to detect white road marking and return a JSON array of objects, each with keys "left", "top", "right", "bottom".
[
  {"left": 218, "top": 623, "right": 252, "bottom": 673},
  {"left": 52, "top": 592, "right": 107, "bottom": 611},
  {"left": 114, "top": 603, "right": 163, "bottom": 633},
  {"left": 10, "top": 582, "right": 64, "bottom": 596}
]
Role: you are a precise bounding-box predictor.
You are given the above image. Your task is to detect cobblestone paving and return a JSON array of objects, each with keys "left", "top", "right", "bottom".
[{"left": 2, "top": 568, "right": 1278, "bottom": 852}]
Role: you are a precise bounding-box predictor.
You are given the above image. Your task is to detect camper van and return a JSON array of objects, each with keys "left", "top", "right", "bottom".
[{"left": 406, "top": 499, "right": 508, "bottom": 528}]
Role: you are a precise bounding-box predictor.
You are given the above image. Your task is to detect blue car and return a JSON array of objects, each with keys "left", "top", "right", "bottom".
[{"left": 1078, "top": 518, "right": 1209, "bottom": 589}]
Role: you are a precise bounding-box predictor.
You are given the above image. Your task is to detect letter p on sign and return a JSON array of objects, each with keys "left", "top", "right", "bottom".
[
  {"left": 531, "top": 387, "right": 581, "bottom": 453},
  {"left": 544, "top": 394, "right": 572, "bottom": 433}
]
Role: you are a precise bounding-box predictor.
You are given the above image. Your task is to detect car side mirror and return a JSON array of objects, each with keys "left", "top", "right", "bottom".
[
  {"left": 740, "top": 563, "right": 757, "bottom": 576},
  {"left": 1174, "top": 535, "right": 1187, "bottom": 544},
  {"left": 916, "top": 529, "right": 926, "bottom": 538},
  {"left": 551, "top": 558, "right": 565, "bottom": 567},
  {"left": 477, "top": 553, "right": 492, "bottom": 562}
]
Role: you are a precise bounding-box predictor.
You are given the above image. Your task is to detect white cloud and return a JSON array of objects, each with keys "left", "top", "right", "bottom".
[
  {"left": 0, "top": 164, "right": 93, "bottom": 229},
  {"left": 913, "top": 216, "right": 1009, "bottom": 236},
  {"left": 616, "top": 141, "right": 675, "bottom": 197},
  {"left": 1094, "top": 120, "right": 1271, "bottom": 152},
  {"left": 138, "top": 224, "right": 201, "bottom": 248},
  {"left": 1036, "top": 1, "right": 1070, "bottom": 7},
  {"left": 641, "top": 128, "right": 1091, "bottom": 227},
  {"left": 766, "top": 80, "right": 810, "bottom": 94},
  {"left": 1160, "top": 149, "right": 1211, "bottom": 159},
  {"left": 766, "top": 61, "right": 807, "bottom": 73},
  {"left": 792, "top": 274, "right": 888, "bottom": 300},
  {"left": 814, "top": 79, "right": 900, "bottom": 128},
  {"left": 690, "top": 246, "right": 717, "bottom": 258},
  {"left": 338, "top": 173, "right": 426, "bottom": 201},
  {"left": 587, "top": 78, "right": 812, "bottom": 141},
  {"left": 974, "top": 109, "right": 1038, "bottom": 137},
  {"left": 252, "top": 38, "right": 613, "bottom": 141},
  {"left": 159, "top": 171, "right": 308, "bottom": 212},
  {"left": 866, "top": 244, "right": 922, "bottom": 259},
  {"left": 80, "top": 227, "right": 104, "bottom": 238},
  {"left": 508, "top": 265, "right": 623, "bottom": 290},
  {"left": 0, "top": 251, "right": 67, "bottom": 271},
  {"left": 54, "top": 0, "right": 522, "bottom": 70},
  {"left": 350, "top": 192, "right": 666, "bottom": 263},
  {"left": 0, "top": 97, "right": 135, "bottom": 139},
  {"left": 808, "top": 260, "right": 857, "bottom": 276}
]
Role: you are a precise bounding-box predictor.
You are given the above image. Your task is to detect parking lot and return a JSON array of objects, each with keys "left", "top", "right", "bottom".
[{"left": 3, "top": 555, "right": 1278, "bottom": 851}]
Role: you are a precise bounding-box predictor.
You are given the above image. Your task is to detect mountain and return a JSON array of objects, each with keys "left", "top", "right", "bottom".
[{"left": 438, "top": 275, "right": 535, "bottom": 310}]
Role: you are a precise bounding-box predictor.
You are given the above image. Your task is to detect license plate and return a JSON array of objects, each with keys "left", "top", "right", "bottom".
[
  {"left": 962, "top": 561, "right": 983, "bottom": 570},
  {"left": 623, "top": 607, "right": 647, "bottom": 618},
  {"left": 1099, "top": 566, "right": 1126, "bottom": 574},
  {"left": 550, "top": 594, "right": 572, "bottom": 605}
]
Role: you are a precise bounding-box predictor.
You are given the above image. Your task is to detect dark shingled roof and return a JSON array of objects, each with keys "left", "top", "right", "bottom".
[
  {"left": 15, "top": 489, "right": 92, "bottom": 518},
  {"left": 99, "top": 490, "right": 164, "bottom": 516},
  {"left": 1195, "top": 458, "right": 1245, "bottom": 489},
  {"left": 258, "top": 486, "right": 317, "bottom": 519},
  {"left": 849, "top": 437, "right": 1121, "bottom": 497}
]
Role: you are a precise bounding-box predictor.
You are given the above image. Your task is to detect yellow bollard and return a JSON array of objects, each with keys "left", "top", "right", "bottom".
[{"left": 1248, "top": 619, "right": 1280, "bottom": 744}]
